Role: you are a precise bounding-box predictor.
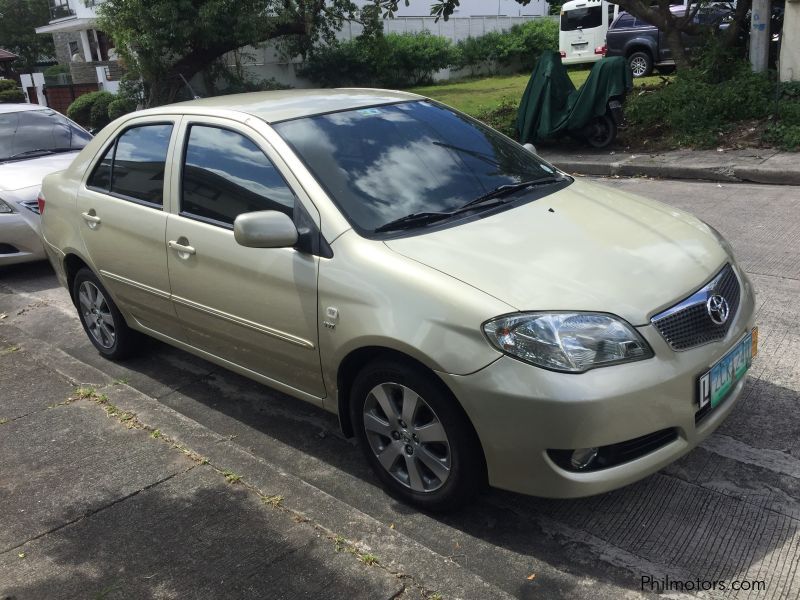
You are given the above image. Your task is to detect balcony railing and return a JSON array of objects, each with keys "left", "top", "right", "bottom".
[{"left": 49, "top": 2, "right": 75, "bottom": 20}]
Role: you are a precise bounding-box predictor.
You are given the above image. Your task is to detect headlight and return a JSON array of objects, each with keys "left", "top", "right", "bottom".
[
  {"left": 483, "top": 312, "right": 653, "bottom": 373},
  {"left": 0, "top": 198, "right": 14, "bottom": 214}
]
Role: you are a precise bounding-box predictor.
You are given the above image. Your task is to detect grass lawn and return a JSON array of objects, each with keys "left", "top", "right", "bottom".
[{"left": 407, "top": 69, "right": 668, "bottom": 116}]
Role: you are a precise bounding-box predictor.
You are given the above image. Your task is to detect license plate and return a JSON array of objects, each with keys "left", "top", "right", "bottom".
[
  {"left": 698, "top": 327, "right": 757, "bottom": 410},
  {"left": 572, "top": 42, "right": 588, "bottom": 49}
]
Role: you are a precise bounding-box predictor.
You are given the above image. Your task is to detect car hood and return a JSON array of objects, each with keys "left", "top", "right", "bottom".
[
  {"left": 0, "top": 152, "right": 79, "bottom": 192},
  {"left": 383, "top": 178, "right": 728, "bottom": 326}
]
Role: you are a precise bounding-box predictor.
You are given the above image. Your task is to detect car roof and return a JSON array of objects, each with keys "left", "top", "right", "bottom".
[
  {"left": 561, "top": 0, "right": 604, "bottom": 12},
  {"left": 136, "top": 88, "right": 424, "bottom": 124},
  {"left": 0, "top": 103, "right": 51, "bottom": 114}
]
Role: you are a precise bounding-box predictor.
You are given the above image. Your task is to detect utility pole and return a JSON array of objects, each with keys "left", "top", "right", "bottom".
[{"left": 750, "top": 0, "right": 771, "bottom": 72}]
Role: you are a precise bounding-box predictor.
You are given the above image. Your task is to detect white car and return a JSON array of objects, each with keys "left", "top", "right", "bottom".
[{"left": 1, "top": 104, "right": 91, "bottom": 266}]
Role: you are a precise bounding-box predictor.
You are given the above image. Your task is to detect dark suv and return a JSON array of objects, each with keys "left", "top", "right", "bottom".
[{"left": 605, "top": 6, "right": 729, "bottom": 77}]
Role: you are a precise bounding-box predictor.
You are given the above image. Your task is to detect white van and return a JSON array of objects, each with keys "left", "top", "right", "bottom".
[{"left": 559, "top": 0, "right": 619, "bottom": 65}]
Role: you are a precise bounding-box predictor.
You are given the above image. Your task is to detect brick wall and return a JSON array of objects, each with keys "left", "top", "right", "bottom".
[{"left": 44, "top": 83, "right": 99, "bottom": 115}]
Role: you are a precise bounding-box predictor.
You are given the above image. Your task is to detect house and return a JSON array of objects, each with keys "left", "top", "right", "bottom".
[{"left": 34, "top": 0, "right": 121, "bottom": 92}]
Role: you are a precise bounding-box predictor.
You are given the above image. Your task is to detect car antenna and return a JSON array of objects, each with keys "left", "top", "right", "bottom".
[{"left": 179, "top": 74, "right": 202, "bottom": 100}]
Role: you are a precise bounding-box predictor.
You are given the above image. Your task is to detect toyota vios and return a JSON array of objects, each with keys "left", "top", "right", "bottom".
[{"left": 39, "top": 90, "right": 756, "bottom": 510}]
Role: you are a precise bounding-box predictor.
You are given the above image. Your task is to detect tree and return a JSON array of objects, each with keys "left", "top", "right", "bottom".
[
  {"left": 0, "top": 0, "right": 54, "bottom": 73},
  {"left": 97, "top": 0, "right": 362, "bottom": 106},
  {"left": 381, "top": 0, "right": 752, "bottom": 71}
]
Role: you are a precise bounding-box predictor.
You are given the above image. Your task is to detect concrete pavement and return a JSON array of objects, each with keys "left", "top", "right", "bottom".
[
  {"left": 2, "top": 177, "right": 800, "bottom": 599},
  {"left": 541, "top": 147, "right": 800, "bottom": 185}
]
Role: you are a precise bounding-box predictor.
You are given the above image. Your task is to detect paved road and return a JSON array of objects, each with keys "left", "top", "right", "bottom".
[{"left": 2, "top": 178, "right": 799, "bottom": 599}]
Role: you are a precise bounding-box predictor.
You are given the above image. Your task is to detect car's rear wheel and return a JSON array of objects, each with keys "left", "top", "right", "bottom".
[
  {"left": 628, "top": 51, "right": 653, "bottom": 78},
  {"left": 73, "top": 268, "right": 139, "bottom": 360},
  {"left": 351, "top": 359, "right": 485, "bottom": 511}
]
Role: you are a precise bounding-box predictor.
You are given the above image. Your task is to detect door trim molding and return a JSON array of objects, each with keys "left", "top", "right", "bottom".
[
  {"left": 100, "top": 270, "right": 171, "bottom": 299},
  {"left": 172, "top": 294, "right": 316, "bottom": 350}
]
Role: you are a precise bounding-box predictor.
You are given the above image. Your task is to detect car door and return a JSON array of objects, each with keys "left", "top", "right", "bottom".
[
  {"left": 77, "top": 117, "right": 185, "bottom": 340},
  {"left": 165, "top": 117, "right": 324, "bottom": 401}
]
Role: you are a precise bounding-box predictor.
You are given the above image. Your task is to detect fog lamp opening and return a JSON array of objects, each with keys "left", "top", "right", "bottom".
[{"left": 570, "top": 447, "right": 599, "bottom": 470}]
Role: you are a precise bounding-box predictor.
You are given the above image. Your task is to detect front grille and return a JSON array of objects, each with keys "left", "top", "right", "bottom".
[
  {"left": 651, "top": 264, "right": 740, "bottom": 351},
  {"left": 547, "top": 427, "right": 679, "bottom": 472},
  {"left": 0, "top": 243, "right": 20, "bottom": 254}
]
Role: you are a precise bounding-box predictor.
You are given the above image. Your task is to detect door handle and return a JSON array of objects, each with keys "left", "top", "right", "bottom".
[
  {"left": 81, "top": 211, "right": 101, "bottom": 228},
  {"left": 168, "top": 239, "right": 196, "bottom": 256}
]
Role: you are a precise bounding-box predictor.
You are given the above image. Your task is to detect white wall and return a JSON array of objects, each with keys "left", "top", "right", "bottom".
[
  {"left": 779, "top": 1, "right": 799, "bottom": 82},
  {"left": 349, "top": 0, "right": 547, "bottom": 17}
]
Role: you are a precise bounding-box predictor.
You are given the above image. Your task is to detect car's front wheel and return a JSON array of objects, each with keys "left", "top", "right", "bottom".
[
  {"left": 73, "top": 268, "right": 139, "bottom": 360},
  {"left": 351, "top": 358, "right": 486, "bottom": 511}
]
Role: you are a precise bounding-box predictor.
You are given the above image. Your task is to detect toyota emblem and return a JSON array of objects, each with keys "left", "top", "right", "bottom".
[{"left": 706, "top": 294, "right": 730, "bottom": 325}]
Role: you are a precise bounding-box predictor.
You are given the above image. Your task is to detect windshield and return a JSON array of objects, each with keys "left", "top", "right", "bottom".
[
  {"left": 274, "top": 101, "right": 562, "bottom": 234},
  {"left": 0, "top": 108, "right": 91, "bottom": 162}
]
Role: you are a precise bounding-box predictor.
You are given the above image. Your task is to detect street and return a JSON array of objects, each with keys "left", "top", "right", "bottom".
[{"left": 2, "top": 177, "right": 799, "bottom": 599}]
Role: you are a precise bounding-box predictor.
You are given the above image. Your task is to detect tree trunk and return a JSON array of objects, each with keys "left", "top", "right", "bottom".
[{"left": 663, "top": 28, "right": 691, "bottom": 70}]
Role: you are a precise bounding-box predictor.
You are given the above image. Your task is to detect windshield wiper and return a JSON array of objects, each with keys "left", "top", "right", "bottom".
[
  {"left": 4, "top": 147, "right": 76, "bottom": 160},
  {"left": 373, "top": 176, "right": 565, "bottom": 234},
  {"left": 373, "top": 211, "right": 455, "bottom": 233},
  {"left": 457, "top": 176, "right": 564, "bottom": 211}
]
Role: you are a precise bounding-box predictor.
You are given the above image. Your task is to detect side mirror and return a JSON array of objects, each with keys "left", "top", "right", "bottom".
[{"left": 234, "top": 210, "right": 298, "bottom": 248}]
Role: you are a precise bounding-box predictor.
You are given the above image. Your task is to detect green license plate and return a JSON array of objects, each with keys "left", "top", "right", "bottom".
[{"left": 698, "top": 331, "right": 754, "bottom": 410}]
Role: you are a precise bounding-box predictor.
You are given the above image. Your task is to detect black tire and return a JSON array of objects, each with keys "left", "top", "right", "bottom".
[
  {"left": 627, "top": 51, "right": 653, "bottom": 78},
  {"left": 585, "top": 113, "right": 617, "bottom": 149},
  {"left": 351, "top": 358, "right": 486, "bottom": 512},
  {"left": 72, "top": 267, "right": 140, "bottom": 360}
]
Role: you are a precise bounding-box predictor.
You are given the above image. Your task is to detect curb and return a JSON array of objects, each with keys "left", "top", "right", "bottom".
[
  {"left": 548, "top": 159, "right": 800, "bottom": 185},
  {"left": 2, "top": 322, "right": 515, "bottom": 600}
]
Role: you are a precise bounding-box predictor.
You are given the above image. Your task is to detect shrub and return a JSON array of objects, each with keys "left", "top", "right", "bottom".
[
  {"left": 106, "top": 97, "right": 136, "bottom": 121},
  {"left": 66, "top": 91, "right": 109, "bottom": 127},
  {"left": 301, "top": 32, "right": 458, "bottom": 88},
  {"left": 0, "top": 80, "right": 25, "bottom": 103},
  {"left": 474, "top": 98, "right": 518, "bottom": 138},
  {"left": 89, "top": 91, "right": 115, "bottom": 130},
  {"left": 43, "top": 64, "right": 70, "bottom": 77},
  {"left": 455, "top": 19, "right": 558, "bottom": 73},
  {"left": 625, "top": 61, "right": 773, "bottom": 147}
]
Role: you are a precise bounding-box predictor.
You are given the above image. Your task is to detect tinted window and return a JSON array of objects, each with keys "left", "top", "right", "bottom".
[
  {"left": 87, "top": 143, "right": 113, "bottom": 190},
  {"left": 274, "top": 101, "right": 559, "bottom": 234},
  {"left": 181, "top": 125, "right": 295, "bottom": 225},
  {"left": 112, "top": 124, "right": 172, "bottom": 205},
  {"left": 0, "top": 108, "right": 91, "bottom": 162},
  {"left": 561, "top": 6, "right": 603, "bottom": 31},
  {"left": 612, "top": 13, "right": 636, "bottom": 28}
]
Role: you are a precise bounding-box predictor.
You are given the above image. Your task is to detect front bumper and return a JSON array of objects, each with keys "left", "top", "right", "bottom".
[
  {"left": 0, "top": 214, "right": 46, "bottom": 266},
  {"left": 438, "top": 269, "right": 757, "bottom": 498}
]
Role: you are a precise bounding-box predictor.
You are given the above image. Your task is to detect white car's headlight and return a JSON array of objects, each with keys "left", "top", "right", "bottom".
[
  {"left": 483, "top": 312, "right": 653, "bottom": 373},
  {"left": 0, "top": 198, "right": 14, "bottom": 214}
]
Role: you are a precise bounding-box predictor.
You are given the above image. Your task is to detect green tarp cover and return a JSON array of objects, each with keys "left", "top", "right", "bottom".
[{"left": 517, "top": 51, "right": 633, "bottom": 144}]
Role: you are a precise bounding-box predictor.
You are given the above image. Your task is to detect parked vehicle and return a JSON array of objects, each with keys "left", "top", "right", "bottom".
[
  {"left": 0, "top": 104, "right": 91, "bottom": 266},
  {"left": 518, "top": 51, "right": 632, "bottom": 149},
  {"left": 559, "top": 0, "right": 620, "bottom": 66},
  {"left": 41, "top": 90, "right": 756, "bottom": 510},
  {"left": 604, "top": 6, "right": 730, "bottom": 77}
]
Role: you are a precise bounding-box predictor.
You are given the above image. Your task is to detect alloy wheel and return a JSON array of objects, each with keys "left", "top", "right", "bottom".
[
  {"left": 362, "top": 382, "right": 451, "bottom": 493},
  {"left": 78, "top": 280, "right": 116, "bottom": 349},
  {"left": 630, "top": 56, "right": 648, "bottom": 77}
]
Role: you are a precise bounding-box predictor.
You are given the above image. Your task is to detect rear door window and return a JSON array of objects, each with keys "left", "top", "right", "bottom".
[
  {"left": 180, "top": 125, "right": 295, "bottom": 227},
  {"left": 87, "top": 123, "right": 173, "bottom": 207},
  {"left": 561, "top": 6, "right": 603, "bottom": 31},
  {"left": 612, "top": 13, "right": 636, "bottom": 29}
]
